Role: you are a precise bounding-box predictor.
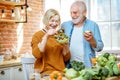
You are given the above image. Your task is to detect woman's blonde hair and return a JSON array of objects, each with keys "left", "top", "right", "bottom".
[{"left": 42, "top": 9, "right": 61, "bottom": 27}]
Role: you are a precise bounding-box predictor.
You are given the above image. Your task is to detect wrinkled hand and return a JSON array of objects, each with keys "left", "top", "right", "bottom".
[
  {"left": 84, "top": 31, "right": 96, "bottom": 48},
  {"left": 84, "top": 31, "right": 94, "bottom": 42},
  {"left": 47, "top": 28, "right": 57, "bottom": 35}
]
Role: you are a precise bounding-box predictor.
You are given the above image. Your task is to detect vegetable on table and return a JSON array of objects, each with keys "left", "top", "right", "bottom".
[
  {"left": 63, "top": 68, "right": 79, "bottom": 80},
  {"left": 103, "top": 52, "right": 110, "bottom": 59},
  {"left": 70, "top": 60, "right": 85, "bottom": 71},
  {"left": 118, "top": 63, "right": 120, "bottom": 68},
  {"left": 91, "top": 58, "right": 97, "bottom": 66},
  {"left": 63, "top": 52, "right": 120, "bottom": 80},
  {"left": 100, "top": 67, "right": 109, "bottom": 77},
  {"left": 108, "top": 54, "right": 117, "bottom": 61},
  {"left": 113, "top": 63, "right": 120, "bottom": 76},
  {"left": 50, "top": 71, "right": 62, "bottom": 80},
  {"left": 79, "top": 69, "right": 93, "bottom": 80},
  {"left": 97, "top": 56, "right": 108, "bottom": 67}
]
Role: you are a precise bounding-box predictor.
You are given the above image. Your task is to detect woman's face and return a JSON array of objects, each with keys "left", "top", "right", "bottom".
[{"left": 48, "top": 15, "right": 60, "bottom": 29}]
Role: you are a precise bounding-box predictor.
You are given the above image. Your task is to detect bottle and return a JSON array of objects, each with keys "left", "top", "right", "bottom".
[{"left": 34, "top": 69, "right": 41, "bottom": 80}]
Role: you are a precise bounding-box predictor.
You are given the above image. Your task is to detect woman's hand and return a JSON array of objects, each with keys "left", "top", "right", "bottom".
[
  {"left": 62, "top": 43, "right": 69, "bottom": 56},
  {"left": 46, "top": 28, "right": 56, "bottom": 35}
]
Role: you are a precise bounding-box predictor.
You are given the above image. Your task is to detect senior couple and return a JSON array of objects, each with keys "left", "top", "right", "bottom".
[{"left": 31, "top": 0, "right": 104, "bottom": 77}]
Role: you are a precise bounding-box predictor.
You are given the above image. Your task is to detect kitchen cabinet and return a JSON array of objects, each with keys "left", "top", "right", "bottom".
[
  {"left": 0, "top": 68, "right": 11, "bottom": 80},
  {"left": 0, "top": 0, "right": 27, "bottom": 23},
  {"left": 11, "top": 66, "right": 25, "bottom": 80},
  {"left": 0, "top": 65, "right": 25, "bottom": 80}
]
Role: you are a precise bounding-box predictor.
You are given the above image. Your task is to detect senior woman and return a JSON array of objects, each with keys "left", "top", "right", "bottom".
[{"left": 31, "top": 9, "right": 70, "bottom": 77}]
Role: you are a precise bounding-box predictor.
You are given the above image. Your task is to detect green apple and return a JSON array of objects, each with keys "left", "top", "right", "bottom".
[{"left": 85, "top": 30, "right": 91, "bottom": 33}]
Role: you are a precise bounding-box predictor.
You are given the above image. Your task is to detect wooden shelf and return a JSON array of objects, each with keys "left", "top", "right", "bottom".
[
  {"left": 0, "top": 0, "right": 27, "bottom": 23},
  {"left": 0, "top": 1, "right": 25, "bottom": 6},
  {"left": 0, "top": 19, "right": 26, "bottom": 23}
]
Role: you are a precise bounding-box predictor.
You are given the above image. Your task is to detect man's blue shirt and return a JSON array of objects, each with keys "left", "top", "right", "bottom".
[{"left": 62, "top": 19, "right": 104, "bottom": 68}]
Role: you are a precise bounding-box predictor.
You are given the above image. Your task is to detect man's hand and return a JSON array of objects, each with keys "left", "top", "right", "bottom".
[
  {"left": 84, "top": 31, "right": 93, "bottom": 41},
  {"left": 84, "top": 31, "right": 96, "bottom": 48}
]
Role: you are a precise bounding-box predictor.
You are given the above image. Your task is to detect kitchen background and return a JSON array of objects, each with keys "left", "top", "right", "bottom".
[
  {"left": 0, "top": 1, "right": 120, "bottom": 80},
  {"left": 0, "top": 0, "right": 44, "bottom": 55},
  {"left": 0, "top": 0, "right": 120, "bottom": 56}
]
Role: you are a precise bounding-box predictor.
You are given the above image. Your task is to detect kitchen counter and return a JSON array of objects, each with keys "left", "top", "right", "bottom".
[
  {"left": 0, "top": 58, "right": 21, "bottom": 68},
  {"left": 105, "top": 76, "right": 120, "bottom": 80},
  {"left": 30, "top": 75, "right": 120, "bottom": 80},
  {"left": 30, "top": 75, "right": 68, "bottom": 80}
]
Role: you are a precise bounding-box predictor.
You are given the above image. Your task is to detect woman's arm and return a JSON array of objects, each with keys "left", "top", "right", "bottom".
[
  {"left": 38, "top": 34, "right": 48, "bottom": 52},
  {"left": 38, "top": 28, "right": 56, "bottom": 52}
]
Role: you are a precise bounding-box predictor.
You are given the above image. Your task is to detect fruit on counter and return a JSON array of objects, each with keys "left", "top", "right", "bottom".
[
  {"left": 54, "top": 28, "right": 69, "bottom": 44},
  {"left": 50, "top": 71, "right": 62, "bottom": 80},
  {"left": 70, "top": 60, "right": 85, "bottom": 71},
  {"left": 63, "top": 68, "right": 79, "bottom": 80}
]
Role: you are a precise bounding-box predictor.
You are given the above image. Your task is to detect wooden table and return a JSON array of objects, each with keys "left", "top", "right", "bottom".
[
  {"left": 30, "top": 75, "right": 120, "bottom": 80},
  {"left": 105, "top": 76, "right": 120, "bottom": 80},
  {"left": 30, "top": 74, "right": 67, "bottom": 80},
  {"left": 0, "top": 58, "right": 21, "bottom": 68}
]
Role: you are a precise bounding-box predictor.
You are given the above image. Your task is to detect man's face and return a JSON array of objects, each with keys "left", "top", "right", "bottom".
[{"left": 70, "top": 5, "right": 84, "bottom": 24}]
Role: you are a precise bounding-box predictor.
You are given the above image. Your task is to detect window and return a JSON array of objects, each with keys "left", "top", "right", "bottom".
[
  {"left": 44, "top": 0, "right": 60, "bottom": 12},
  {"left": 42, "top": 0, "right": 76, "bottom": 29},
  {"left": 43, "top": 0, "right": 120, "bottom": 52},
  {"left": 90, "top": 0, "right": 120, "bottom": 52},
  {"left": 43, "top": 0, "right": 75, "bottom": 23}
]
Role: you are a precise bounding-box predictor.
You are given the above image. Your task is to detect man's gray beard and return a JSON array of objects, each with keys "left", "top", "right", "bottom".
[{"left": 72, "top": 15, "right": 83, "bottom": 24}]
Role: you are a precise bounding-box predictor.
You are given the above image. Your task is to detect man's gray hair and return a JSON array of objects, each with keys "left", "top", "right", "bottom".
[{"left": 72, "top": 0, "right": 87, "bottom": 12}]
